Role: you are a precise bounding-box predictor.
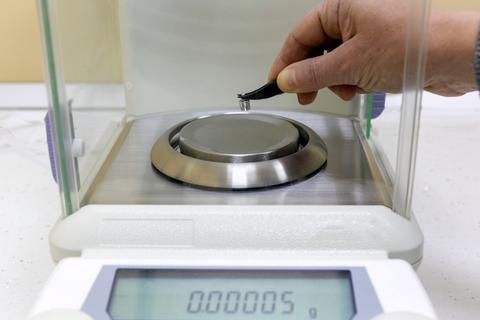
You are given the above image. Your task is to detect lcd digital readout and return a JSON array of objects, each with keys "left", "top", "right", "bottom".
[{"left": 108, "top": 269, "right": 355, "bottom": 320}]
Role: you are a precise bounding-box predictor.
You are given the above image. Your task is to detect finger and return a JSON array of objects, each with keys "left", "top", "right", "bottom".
[
  {"left": 297, "top": 92, "right": 318, "bottom": 105},
  {"left": 276, "top": 41, "right": 356, "bottom": 93},
  {"left": 268, "top": 4, "right": 330, "bottom": 81},
  {"left": 329, "top": 85, "right": 357, "bottom": 101}
]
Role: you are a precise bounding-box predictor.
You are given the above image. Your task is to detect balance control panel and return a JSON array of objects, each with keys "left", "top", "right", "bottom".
[{"left": 29, "top": 257, "right": 436, "bottom": 320}]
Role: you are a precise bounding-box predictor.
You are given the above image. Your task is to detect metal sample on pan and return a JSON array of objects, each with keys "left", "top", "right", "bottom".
[{"left": 239, "top": 99, "right": 251, "bottom": 111}]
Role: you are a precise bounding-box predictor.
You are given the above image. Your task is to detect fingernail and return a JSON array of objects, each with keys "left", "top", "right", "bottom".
[{"left": 277, "top": 68, "right": 296, "bottom": 92}]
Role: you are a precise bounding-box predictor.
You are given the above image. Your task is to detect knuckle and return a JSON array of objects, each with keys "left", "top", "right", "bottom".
[{"left": 309, "top": 62, "right": 321, "bottom": 87}]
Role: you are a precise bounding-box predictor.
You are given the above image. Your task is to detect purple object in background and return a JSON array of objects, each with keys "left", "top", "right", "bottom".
[
  {"left": 44, "top": 111, "right": 58, "bottom": 182},
  {"left": 372, "top": 93, "right": 386, "bottom": 119}
]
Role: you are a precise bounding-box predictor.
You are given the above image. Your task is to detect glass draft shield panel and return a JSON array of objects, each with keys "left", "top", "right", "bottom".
[
  {"left": 108, "top": 269, "right": 355, "bottom": 320},
  {"left": 40, "top": 0, "right": 429, "bottom": 217},
  {"left": 39, "top": 0, "right": 127, "bottom": 215}
]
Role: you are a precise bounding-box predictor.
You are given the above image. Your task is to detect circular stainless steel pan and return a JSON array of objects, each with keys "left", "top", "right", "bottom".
[
  {"left": 178, "top": 113, "right": 300, "bottom": 163},
  {"left": 151, "top": 112, "right": 327, "bottom": 189}
]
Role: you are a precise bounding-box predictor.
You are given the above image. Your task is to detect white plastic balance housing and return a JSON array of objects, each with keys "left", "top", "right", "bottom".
[
  {"left": 29, "top": 254, "right": 436, "bottom": 319},
  {"left": 49, "top": 205, "right": 423, "bottom": 266},
  {"left": 37, "top": 1, "right": 430, "bottom": 317}
]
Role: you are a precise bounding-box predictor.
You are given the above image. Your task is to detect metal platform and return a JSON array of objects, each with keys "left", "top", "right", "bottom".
[{"left": 85, "top": 110, "right": 392, "bottom": 206}]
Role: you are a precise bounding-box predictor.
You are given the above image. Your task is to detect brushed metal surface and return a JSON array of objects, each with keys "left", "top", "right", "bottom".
[
  {"left": 151, "top": 113, "right": 327, "bottom": 189},
  {"left": 86, "top": 110, "right": 392, "bottom": 206},
  {"left": 178, "top": 113, "right": 299, "bottom": 163}
]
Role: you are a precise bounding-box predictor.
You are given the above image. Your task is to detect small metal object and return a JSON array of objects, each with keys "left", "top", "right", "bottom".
[
  {"left": 239, "top": 99, "right": 251, "bottom": 111},
  {"left": 237, "top": 80, "right": 283, "bottom": 101}
]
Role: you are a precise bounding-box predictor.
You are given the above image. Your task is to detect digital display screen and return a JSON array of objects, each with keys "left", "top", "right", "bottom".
[{"left": 108, "top": 269, "right": 355, "bottom": 320}]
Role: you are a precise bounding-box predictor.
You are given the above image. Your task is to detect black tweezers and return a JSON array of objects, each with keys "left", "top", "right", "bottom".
[
  {"left": 238, "top": 40, "right": 342, "bottom": 101},
  {"left": 237, "top": 79, "right": 283, "bottom": 101}
]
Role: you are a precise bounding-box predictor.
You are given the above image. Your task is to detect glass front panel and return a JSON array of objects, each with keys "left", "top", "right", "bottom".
[{"left": 40, "top": 0, "right": 428, "bottom": 216}]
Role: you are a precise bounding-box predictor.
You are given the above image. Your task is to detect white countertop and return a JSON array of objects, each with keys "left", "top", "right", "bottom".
[{"left": 0, "top": 85, "right": 479, "bottom": 319}]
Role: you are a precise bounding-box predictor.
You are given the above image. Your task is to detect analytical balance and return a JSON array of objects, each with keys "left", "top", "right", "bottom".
[{"left": 30, "top": 0, "right": 436, "bottom": 319}]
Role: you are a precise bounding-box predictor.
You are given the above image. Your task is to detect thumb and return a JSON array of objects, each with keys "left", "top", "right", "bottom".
[{"left": 277, "top": 42, "right": 357, "bottom": 93}]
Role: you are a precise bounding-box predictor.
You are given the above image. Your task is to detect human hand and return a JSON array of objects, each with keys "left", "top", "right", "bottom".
[{"left": 269, "top": 0, "right": 479, "bottom": 104}]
